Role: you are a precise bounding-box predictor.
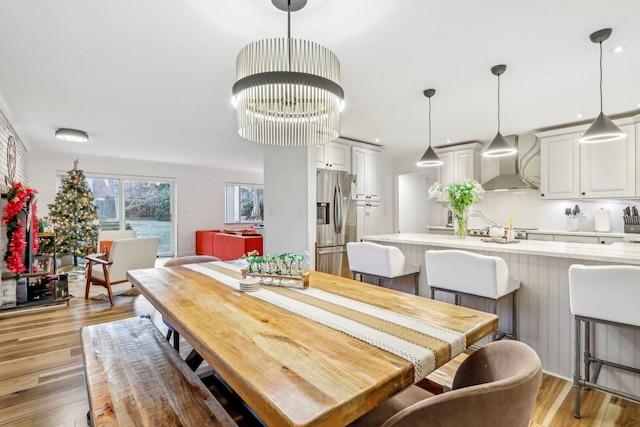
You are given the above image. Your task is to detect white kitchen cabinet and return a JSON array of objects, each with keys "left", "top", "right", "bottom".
[
  {"left": 355, "top": 200, "right": 379, "bottom": 242},
  {"left": 539, "top": 133, "right": 580, "bottom": 199},
  {"left": 599, "top": 236, "right": 623, "bottom": 244},
  {"left": 580, "top": 124, "right": 635, "bottom": 198},
  {"left": 526, "top": 233, "right": 554, "bottom": 241},
  {"left": 434, "top": 142, "right": 481, "bottom": 185},
  {"left": 316, "top": 141, "right": 351, "bottom": 172},
  {"left": 553, "top": 235, "right": 599, "bottom": 244},
  {"left": 352, "top": 147, "right": 380, "bottom": 201},
  {"left": 538, "top": 123, "right": 635, "bottom": 200}
]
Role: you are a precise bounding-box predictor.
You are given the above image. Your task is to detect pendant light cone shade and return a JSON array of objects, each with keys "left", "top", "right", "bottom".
[
  {"left": 483, "top": 64, "right": 517, "bottom": 158},
  {"left": 417, "top": 89, "right": 443, "bottom": 167},
  {"left": 231, "top": 0, "right": 344, "bottom": 146},
  {"left": 418, "top": 146, "right": 442, "bottom": 166},
  {"left": 579, "top": 28, "right": 625, "bottom": 143}
]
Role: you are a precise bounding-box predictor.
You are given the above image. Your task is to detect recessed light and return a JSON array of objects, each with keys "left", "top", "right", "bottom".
[
  {"left": 611, "top": 45, "right": 626, "bottom": 53},
  {"left": 576, "top": 113, "right": 583, "bottom": 118},
  {"left": 375, "top": 138, "right": 380, "bottom": 143},
  {"left": 446, "top": 139, "right": 451, "bottom": 143},
  {"left": 55, "top": 128, "right": 89, "bottom": 142}
]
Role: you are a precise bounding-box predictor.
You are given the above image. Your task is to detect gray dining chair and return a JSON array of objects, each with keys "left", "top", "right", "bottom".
[
  {"left": 349, "top": 340, "right": 542, "bottom": 427},
  {"left": 162, "top": 255, "right": 220, "bottom": 351}
]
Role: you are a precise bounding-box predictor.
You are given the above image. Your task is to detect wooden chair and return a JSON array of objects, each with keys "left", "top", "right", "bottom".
[
  {"left": 85, "top": 229, "right": 136, "bottom": 255},
  {"left": 349, "top": 340, "right": 542, "bottom": 427},
  {"left": 346, "top": 242, "right": 420, "bottom": 294},
  {"left": 162, "top": 255, "right": 221, "bottom": 351},
  {"left": 426, "top": 249, "right": 520, "bottom": 340},
  {"left": 85, "top": 237, "right": 159, "bottom": 305}
]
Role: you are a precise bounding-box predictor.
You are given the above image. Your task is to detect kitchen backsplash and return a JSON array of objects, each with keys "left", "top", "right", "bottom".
[{"left": 429, "top": 190, "right": 636, "bottom": 233}]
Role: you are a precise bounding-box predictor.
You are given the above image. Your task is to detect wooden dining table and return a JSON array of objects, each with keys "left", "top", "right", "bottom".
[{"left": 127, "top": 262, "right": 498, "bottom": 427}]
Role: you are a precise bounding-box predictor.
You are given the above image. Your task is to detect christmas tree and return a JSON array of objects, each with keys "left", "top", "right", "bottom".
[{"left": 48, "top": 160, "right": 99, "bottom": 266}]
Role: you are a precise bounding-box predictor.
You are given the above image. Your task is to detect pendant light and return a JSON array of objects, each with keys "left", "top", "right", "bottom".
[
  {"left": 483, "top": 64, "right": 517, "bottom": 157},
  {"left": 579, "top": 28, "right": 625, "bottom": 143},
  {"left": 417, "top": 89, "right": 443, "bottom": 167},
  {"left": 231, "top": 0, "right": 344, "bottom": 146}
]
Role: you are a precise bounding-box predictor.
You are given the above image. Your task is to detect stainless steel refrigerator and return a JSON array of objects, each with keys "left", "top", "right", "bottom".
[{"left": 316, "top": 169, "right": 356, "bottom": 278}]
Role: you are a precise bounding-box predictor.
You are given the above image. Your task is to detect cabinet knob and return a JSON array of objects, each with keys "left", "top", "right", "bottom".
[
  {"left": 541, "top": 194, "right": 545, "bottom": 197},
  {"left": 581, "top": 192, "right": 586, "bottom": 196}
]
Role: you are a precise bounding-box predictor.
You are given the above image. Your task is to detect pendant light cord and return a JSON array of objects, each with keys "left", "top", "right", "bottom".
[
  {"left": 497, "top": 74, "right": 501, "bottom": 132},
  {"left": 287, "top": 0, "right": 292, "bottom": 72},
  {"left": 428, "top": 96, "right": 432, "bottom": 148},
  {"left": 599, "top": 40, "right": 603, "bottom": 113}
]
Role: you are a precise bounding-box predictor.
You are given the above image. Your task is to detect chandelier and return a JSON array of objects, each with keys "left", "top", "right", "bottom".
[{"left": 231, "top": 0, "right": 344, "bottom": 146}]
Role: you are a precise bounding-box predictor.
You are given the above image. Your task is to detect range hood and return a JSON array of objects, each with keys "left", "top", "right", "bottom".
[{"left": 482, "top": 135, "right": 539, "bottom": 191}]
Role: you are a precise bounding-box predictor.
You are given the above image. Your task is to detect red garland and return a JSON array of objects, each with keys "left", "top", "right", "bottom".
[
  {"left": 7, "top": 220, "right": 26, "bottom": 273},
  {"left": 3, "top": 182, "right": 38, "bottom": 274}
]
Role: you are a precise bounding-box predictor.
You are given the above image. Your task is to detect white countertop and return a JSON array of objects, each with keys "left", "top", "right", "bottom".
[{"left": 363, "top": 233, "right": 640, "bottom": 265}]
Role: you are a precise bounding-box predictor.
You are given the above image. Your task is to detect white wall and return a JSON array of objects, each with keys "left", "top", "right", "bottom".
[
  {"left": 263, "top": 146, "right": 315, "bottom": 263},
  {"left": 29, "top": 151, "right": 262, "bottom": 256}
]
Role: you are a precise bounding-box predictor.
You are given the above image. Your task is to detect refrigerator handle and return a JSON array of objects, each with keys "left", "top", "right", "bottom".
[{"left": 334, "top": 184, "right": 343, "bottom": 234}]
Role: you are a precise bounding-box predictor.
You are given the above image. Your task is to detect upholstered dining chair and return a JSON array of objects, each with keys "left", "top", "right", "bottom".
[
  {"left": 85, "top": 237, "right": 159, "bottom": 305},
  {"left": 426, "top": 249, "right": 520, "bottom": 340},
  {"left": 346, "top": 242, "right": 420, "bottom": 294},
  {"left": 162, "top": 255, "right": 221, "bottom": 351},
  {"left": 349, "top": 340, "right": 542, "bottom": 427},
  {"left": 85, "top": 229, "right": 136, "bottom": 255}
]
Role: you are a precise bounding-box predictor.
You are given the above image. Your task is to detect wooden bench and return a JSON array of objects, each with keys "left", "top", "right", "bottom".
[{"left": 81, "top": 317, "right": 237, "bottom": 427}]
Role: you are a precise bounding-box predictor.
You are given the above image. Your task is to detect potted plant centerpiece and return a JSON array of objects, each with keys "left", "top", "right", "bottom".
[{"left": 429, "top": 180, "right": 485, "bottom": 238}]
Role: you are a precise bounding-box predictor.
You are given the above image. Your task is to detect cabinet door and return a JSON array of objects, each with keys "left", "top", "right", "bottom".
[
  {"left": 365, "top": 149, "right": 380, "bottom": 200},
  {"left": 540, "top": 133, "right": 580, "bottom": 199},
  {"left": 553, "top": 235, "right": 599, "bottom": 243},
  {"left": 453, "top": 149, "right": 475, "bottom": 182},
  {"left": 356, "top": 202, "right": 379, "bottom": 242},
  {"left": 315, "top": 145, "right": 328, "bottom": 169},
  {"left": 352, "top": 148, "right": 367, "bottom": 200},
  {"left": 580, "top": 124, "right": 635, "bottom": 198},
  {"left": 438, "top": 152, "right": 454, "bottom": 185},
  {"left": 326, "top": 142, "right": 351, "bottom": 172},
  {"left": 526, "top": 233, "right": 554, "bottom": 241}
]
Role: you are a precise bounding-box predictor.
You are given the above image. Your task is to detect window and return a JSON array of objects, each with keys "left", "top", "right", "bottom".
[
  {"left": 225, "top": 184, "right": 264, "bottom": 223},
  {"left": 56, "top": 173, "right": 176, "bottom": 256}
]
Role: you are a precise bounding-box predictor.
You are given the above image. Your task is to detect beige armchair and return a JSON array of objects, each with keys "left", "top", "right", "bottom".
[
  {"left": 85, "top": 237, "right": 159, "bottom": 305},
  {"left": 349, "top": 340, "right": 542, "bottom": 427},
  {"left": 85, "top": 230, "right": 136, "bottom": 255}
]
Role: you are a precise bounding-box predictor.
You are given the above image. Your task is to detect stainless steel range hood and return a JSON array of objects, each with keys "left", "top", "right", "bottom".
[{"left": 482, "top": 135, "right": 539, "bottom": 191}]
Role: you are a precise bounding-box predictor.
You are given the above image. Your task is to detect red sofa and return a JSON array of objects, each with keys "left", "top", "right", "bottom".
[{"left": 195, "top": 229, "right": 263, "bottom": 261}]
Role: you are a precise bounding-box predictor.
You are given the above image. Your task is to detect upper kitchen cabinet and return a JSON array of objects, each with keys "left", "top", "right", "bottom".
[
  {"left": 352, "top": 146, "right": 380, "bottom": 201},
  {"left": 316, "top": 140, "right": 351, "bottom": 172},
  {"left": 538, "top": 123, "right": 635, "bottom": 199},
  {"left": 434, "top": 142, "right": 482, "bottom": 185}
]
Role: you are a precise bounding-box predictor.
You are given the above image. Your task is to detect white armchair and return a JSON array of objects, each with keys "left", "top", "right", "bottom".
[
  {"left": 85, "top": 237, "right": 159, "bottom": 305},
  {"left": 86, "top": 230, "right": 136, "bottom": 255}
]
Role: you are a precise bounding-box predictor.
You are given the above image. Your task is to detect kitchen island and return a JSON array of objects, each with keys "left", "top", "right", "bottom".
[{"left": 362, "top": 233, "right": 640, "bottom": 396}]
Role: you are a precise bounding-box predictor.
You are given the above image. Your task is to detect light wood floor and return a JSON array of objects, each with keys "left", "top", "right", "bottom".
[{"left": 1, "top": 295, "right": 639, "bottom": 426}]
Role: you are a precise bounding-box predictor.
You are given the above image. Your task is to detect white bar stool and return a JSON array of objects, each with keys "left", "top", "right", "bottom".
[
  {"left": 569, "top": 264, "right": 640, "bottom": 419},
  {"left": 425, "top": 249, "right": 520, "bottom": 341},
  {"left": 346, "top": 242, "right": 420, "bottom": 294}
]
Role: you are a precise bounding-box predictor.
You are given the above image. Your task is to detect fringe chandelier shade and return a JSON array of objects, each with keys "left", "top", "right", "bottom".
[{"left": 232, "top": 1, "right": 344, "bottom": 146}]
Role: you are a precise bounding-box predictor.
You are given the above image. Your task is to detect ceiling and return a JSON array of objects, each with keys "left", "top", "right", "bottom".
[{"left": 1, "top": 1, "right": 639, "bottom": 173}]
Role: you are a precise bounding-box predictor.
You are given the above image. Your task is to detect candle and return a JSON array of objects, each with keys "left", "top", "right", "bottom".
[{"left": 509, "top": 216, "right": 513, "bottom": 229}]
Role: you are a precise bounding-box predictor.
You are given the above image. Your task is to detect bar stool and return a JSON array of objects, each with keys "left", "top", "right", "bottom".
[
  {"left": 425, "top": 249, "right": 520, "bottom": 341},
  {"left": 569, "top": 264, "right": 640, "bottom": 419},
  {"left": 346, "top": 242, "right": 420, "bottom": 294}
]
